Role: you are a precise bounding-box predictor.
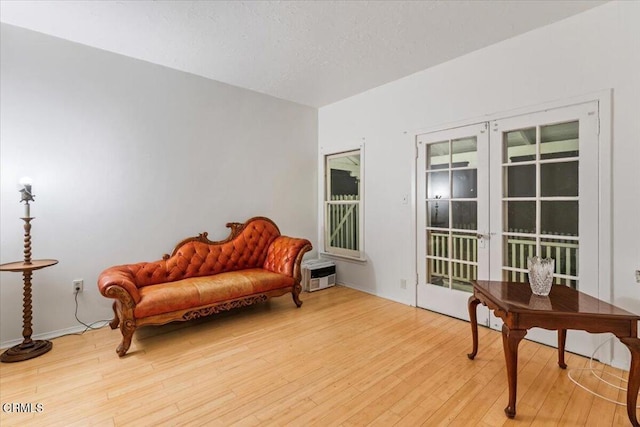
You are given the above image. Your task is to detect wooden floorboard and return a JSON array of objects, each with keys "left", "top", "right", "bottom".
[{"left": 0, "top": 285, "right": 636, "bottom": 426}]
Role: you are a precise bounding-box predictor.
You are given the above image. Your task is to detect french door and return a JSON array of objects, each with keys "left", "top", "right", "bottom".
[
  {"left": 417, "top": 101, "right": 601, "bottom": 357},
  {"left": 416, "top": 123, "right": 490, "bottom": 327}
]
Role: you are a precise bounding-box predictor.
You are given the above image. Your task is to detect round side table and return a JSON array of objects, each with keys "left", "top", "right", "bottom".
[{"left": 0, "top": 259, "right": 58, "bottom": 362}]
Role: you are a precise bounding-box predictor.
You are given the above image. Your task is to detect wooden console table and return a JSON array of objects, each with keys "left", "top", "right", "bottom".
[
  {"left": 468, "top": 280, "right": 640, "bottom": 426},
  {"left": 0, "top": 259, "right": 58, "bottom": 362}
]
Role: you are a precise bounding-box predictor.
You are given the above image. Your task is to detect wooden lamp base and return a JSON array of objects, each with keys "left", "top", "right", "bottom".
[{"left": 1, "top": 339, "right": 52, "bottom": 363}]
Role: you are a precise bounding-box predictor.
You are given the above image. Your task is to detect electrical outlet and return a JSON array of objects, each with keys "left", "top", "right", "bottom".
[
  {"left": 400, "top": 279, "right": 407, "bottom": 289},
  {"left": 73, "top": 279, "right": 83, "bottom": 294}
]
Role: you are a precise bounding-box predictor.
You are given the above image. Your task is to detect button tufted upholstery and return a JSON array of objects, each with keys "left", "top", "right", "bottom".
[
  {"left": 109, "top": 218, "right": 282, "bottom": 290},
  {"left": 97, "top": 217, "right": 312, "bottom": 357},
  {"left": 263, "top": 236, "right": 312, "bottom": 277}
]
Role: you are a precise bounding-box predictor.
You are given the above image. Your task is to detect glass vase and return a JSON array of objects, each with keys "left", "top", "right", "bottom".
[{"left": 527, "top": 256, "right": 555, "bottom": 296}]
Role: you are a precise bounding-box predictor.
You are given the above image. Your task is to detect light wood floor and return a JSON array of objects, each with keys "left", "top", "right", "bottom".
[{"left": 0, "top": 286, "right": 635, "bottom": 426}]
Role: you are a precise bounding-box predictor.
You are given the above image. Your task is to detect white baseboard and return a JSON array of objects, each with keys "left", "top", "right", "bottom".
[{"left": 336, "top": 281, "right": 413, "bottom": 307}]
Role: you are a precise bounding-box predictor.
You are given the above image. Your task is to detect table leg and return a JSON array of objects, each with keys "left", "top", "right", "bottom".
[
  {"left": 502, "top": 324, "right": 527, "bottom": 418},
  {"left": 619, "top": 337, "right": 640, "bottom": 427},
  {"left": 468, "top": 295, "right": 480, "bottom": 360},
  {"left": 558, "top": 329, "right": 567, "bottom": 369}
]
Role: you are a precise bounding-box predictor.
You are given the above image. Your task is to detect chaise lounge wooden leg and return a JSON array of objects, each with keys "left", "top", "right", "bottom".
[
  {"left": 116, "top": 320, "right": 135, "bottom": 357},
  {"left": 109, "top": 302, "right": 120, "bottom": 330},
  {"left": 292, "top": 284, "right": 303, "bottom": 307}
]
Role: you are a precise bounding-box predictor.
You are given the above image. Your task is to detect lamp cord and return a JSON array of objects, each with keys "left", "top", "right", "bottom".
[
  {"left": 53, "top": 291, "right": 111, "bottom": 340},
  {"left": 567, "top": 336, "right": 639, "bottom": 408},
  {"left": 73, "top": 290, "right": 112, "bottom": 332}
]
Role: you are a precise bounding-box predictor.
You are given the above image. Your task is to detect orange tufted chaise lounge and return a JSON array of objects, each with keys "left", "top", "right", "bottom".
[{"left": 98, "top": 217, "right": 312, "bottom": 357}]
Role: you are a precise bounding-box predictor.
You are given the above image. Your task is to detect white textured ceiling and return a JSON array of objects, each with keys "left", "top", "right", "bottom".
[{"left": 0, "top": 0, "right": 606, "bottom": 107}]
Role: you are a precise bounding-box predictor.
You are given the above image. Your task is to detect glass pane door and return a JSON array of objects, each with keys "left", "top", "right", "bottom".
[
  {"left": 501, "top": 121, "right": 580, "bottom": 288},
  {"left": 489, "top": 102, "right": 600, "bottom": 357},
  {"left": 417, "top": 123, "right": 489, "bottom": 323}
]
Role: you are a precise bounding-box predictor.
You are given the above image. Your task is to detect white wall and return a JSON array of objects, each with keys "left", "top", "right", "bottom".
[
  {"left": 319, "top": 1, "right": 639, "bottom": 363},
  {"left": 0, "top": 24, "right": 318, "bottom": 346}
]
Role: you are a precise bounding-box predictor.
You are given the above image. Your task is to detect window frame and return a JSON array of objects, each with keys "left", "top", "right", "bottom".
[{"left": 323, "top": 148, "right": 364, "bottom": 260}]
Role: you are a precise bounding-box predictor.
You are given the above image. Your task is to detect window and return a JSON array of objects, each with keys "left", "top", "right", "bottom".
[{"left": 324, "top": 149, "right": 363, "bottom": 259}]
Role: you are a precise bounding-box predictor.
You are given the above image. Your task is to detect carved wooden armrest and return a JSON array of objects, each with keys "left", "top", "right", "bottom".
[
  {"left": 263, "top": 236, "right": 312, "bottom": 282},
  {"left": 97, "top": 267, "right": 141, "bottom": 305}
]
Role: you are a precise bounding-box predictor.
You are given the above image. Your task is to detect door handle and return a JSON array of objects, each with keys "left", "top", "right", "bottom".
[
  {"left": 477, "top": 233, "right": 493, "bottom": 240},
  {"left": 477, "top": 232, "right": 495, "bottom": 249}
]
